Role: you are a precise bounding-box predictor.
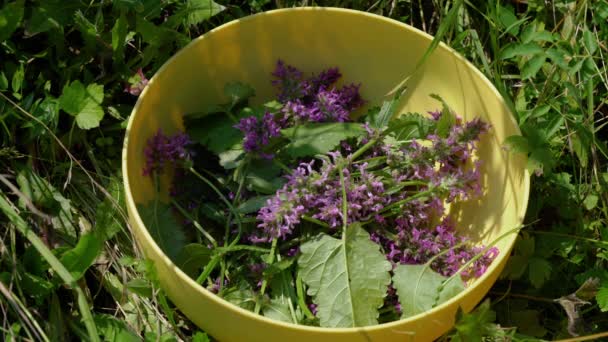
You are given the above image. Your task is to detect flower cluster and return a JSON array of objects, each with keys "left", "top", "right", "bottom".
[
  {"left": 235, "top": 61, "right": 366, "bottom": 158},
  {"left": 372, "top": 219, "right": 499, "bottom": 279},
  {"left": 234, "top": 113, "right": 281, "bottom": 155},
  {"left": 273, "top": 60, "right": 364, "bottom": 123},
  {"left": 254, "top": 154, "right": 388, "bottom": 241},
  {"left": 142, "top": 129, "right": 192, "bottom": 176},
  {"left": 253, "top": 113, "right": 498, "bottom": 280},
  {"left": 141, "top": 61, "right": 502, "bottom": 326}
]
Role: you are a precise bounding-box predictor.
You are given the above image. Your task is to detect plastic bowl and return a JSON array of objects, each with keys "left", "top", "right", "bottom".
[{"left": 122, "top": 7, "right": 529, "bottom": 341}]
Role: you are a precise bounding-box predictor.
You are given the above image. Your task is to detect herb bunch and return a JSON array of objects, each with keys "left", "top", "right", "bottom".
[{"left": 139, "top": 61, "right": 497, "bottom": 327}]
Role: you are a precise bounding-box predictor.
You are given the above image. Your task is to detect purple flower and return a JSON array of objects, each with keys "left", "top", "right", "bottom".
[
  {"left": 338, "top": 84, "right": 365, "bottom": 111},
  {"left": 372, "top": 218, "right": 499, "bottom": 279},
  {"left": 255, "top": 188, "right": 307, "bottom": 241},
  {"left": 307, "top": 89, "right": 351, "bottom": 122},
  {"left": 143, "top": 129, "right": 192, "bottom": 176},
  {"left": 271, "top": 60, "right": 306, "bottom": 102},
  {"left": 308, "top": 303, "right": 318, "bottom": 316},
  {"left": 309, "top": 67, "right": 341, "bottom": 93},
  {"left": 234, "top": 113, "right": 281, "bottom": 154},
  {"left": 271, "top": 60, "right": 365, "bottom": 125}
]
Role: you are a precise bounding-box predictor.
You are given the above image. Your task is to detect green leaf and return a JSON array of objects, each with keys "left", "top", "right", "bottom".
[
  {"left": 175, "top": 244, "right": 212, "bottom": 278},
  {"left": 218, "top": 144, "right": 245, "bottom": 169},
  {"left": 596, "top": 0, "right": 608, "bottom": 19},
  {"left": 386, "top": 112, "right": 435, "bottom": 141},
  {"left": 528, "top": 257, "right": 551, "bottom": 288},
  {"left": 521, "top": 54, "right": 546, "bottom": 80},
  {"left": 502, "top": 255, "right": 528, "bottom": 279},
  {"left": 263, "top": 259, "right": 295, "bottom": 278},
  {"left": 182, "top": 0, "right": 226, "bottom": 27},
  {"left": 237, "top": 195, "right": 272, "bottom": 214},
  {"left": 597, "top": 287, "right": 608, "bottom": 312},
  {"left": 430, "top": 94, "right": 456, "bottom": 138},
  {"left": 49, "top": 293, "right": 67, "bottom": 341},
  {"left": 582, "top": 29, "right": 598, "bottom": 55},
  {"left": 0, "top": 71, "right": 8, "bottom": 90},
  {"left": 392, "top": 264, "right": 465, "bottom": 318},
  {"left": 94, "top": 314, "right": 140, "bottom": 342},
  {"left": 21, "top": 272, "right": 54, "bottom": 303},
  {"left": 11, "top": 63, "right": 24, "bottom": 93},
  {"left": 127, "top": 278, "right": 153, "bottom": 298},
  {"left": 546, "top": 48, "right": 569, "bottom": 70},
  {"left": 281, "top": 123, "right": 366, "bottom": 158},
  {"left": 60, "top": 233, "right": 103, "bottom": 280},
  {"left": 500, "top": 43, "right": 543, "bottom": 60},
  {"left": 95, "top": 177, "right": 124, "bottom": 241},
  {"left": 496, "top": 5, "right": 519, "bottom": 36},
  {"left": 504, "top": 135, "right": 530, "bottom": 154},
  {"left": 366, "top": 95, "right": 401, "bottom": 130},
  {"left": 26, "top": 1, "right": 81, "bottom": 35},
  {"left": 224, "top": 81, "right": 255, "bottom": 107},
  {"left": 521, "top": 25, "right": 554, "bottom": 43},
  {"left": 59, "top": 81, "right": 105, "bottom": 130},
  {"left": 186, "top": 112, "right": 242, "bottom": 154},
  {"left": 245, "top": 159, "right": 284, "bottom": 194},
  {"left": 571, "top": 125, "right": 592, "bottom": 168},
  {"left": 74, "top": 10, "right": 98, "bottom": 52},
  {"left": 263, "top": 269, "right": 298, "bottom": 323},
  {"left": 111, "top": 12, "right": 128, "bottom": 63},
  {"left": 263, "top": 298, "right": 293, "bottom": 323},
  {"left": 0, "top": 0, "right": 24, "bottom": 42},
  {"left": 137, "top": 202, "right": 186, "bottom": 261},
  {"left": 222, "top": 283, "right": 256, "bottom": 311},
  {"left": 16, "top": 169, "right": 77, "bottom": 241},
  {"left": 298, "top": 224, "right": 392, "bottom": 327},
  {"left": 583, "top": 194, "right": 598, "bottom": 211},
  {"left": 450, "top": 299, "right": 498, "bottom": 342},
  {"left": 192, "top": 332, "right": 211, "bottom": 342},
  {"left": 510, "top": 310, "right": 547, "bottom": 337}
]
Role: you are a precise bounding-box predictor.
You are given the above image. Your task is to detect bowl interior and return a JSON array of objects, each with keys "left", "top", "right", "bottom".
[{"left": 123, "top": 8, "right": 529, "bottom": 342}]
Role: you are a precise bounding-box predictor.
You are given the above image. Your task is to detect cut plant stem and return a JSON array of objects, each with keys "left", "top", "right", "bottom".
[
  {"left": 171, "top": 199, "right": 217, "bottom": 247},
  {"left": 188, "top": 166, "right": 243, "bottom": 246},
  {"left": 339, "top": 164, "right": 349, "bottom": 229},
  {"left": 296, "top": 272, "right": 315, "bottom": 319},
  {"left": 302, "top": 215, "right": 330, "bottom": 228},
  {"left": 254, "top": 238, "right": 278, "bottom": 315},
  {"left": 196, "top": 253, "right": 222, "bottom": 285},
  {"left": 351, "top": 137, "right": 380, "bottom": 161}
]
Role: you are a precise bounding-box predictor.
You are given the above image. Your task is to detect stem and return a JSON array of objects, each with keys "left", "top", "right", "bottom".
[
  {"left": 301, "top": 215, "right": 329, "bottom": 228},
  {"left": 254, "top": 238, "right": 277, "bottom": 315},
  {"left": 378, "top": 189, "right": 434, "bottom": 215},
  {"left": 196, "top": 253, "right": 221, "bottom": 284},
  {"left": 171, "top": 200, "right": 217, "bottom": 247},
  {"left": 215, "top": 245, "right": 271, "bottom": 254},
  {"left": 188, "top": 167, "right": 243, "bottom": 247},
  {"left": 529, "top": 230, "right": 608, "bottom": 248},
  {"left": 351, "top": 137, "right": 379, "bottom": 161},
  {"left": 553, "top": 331, "right": 608, "bottom": 342},
  {"left": 488, "top": 291, "right": 554, "bottom": 303},
  {"left": 339, "top": 164, "right": 348, "bottom": 229},
  {"left": 0, "top": 193, "right": 100, "bottom": 342},
  {"left": 296, "top": 272, "right": 315, "bottom": 319},
  {"left": 444, "top": 226, "right": 523, "bottom": 286},
  {"left": 273, "top": 159, "right": 293, "bottom": 175}
]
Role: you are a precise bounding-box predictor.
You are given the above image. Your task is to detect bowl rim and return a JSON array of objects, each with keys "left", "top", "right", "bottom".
[{"left": 122, "top": 6, "right": 531, "bottom": 333}]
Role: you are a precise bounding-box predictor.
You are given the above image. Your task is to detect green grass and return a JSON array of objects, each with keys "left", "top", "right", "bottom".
[{"left": 1, "top": 0, "right": 607, "bottom": 340}]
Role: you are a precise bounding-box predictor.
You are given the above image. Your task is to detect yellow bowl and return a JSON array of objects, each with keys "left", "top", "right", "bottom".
[{"left": 122, "top": 7, "right": 529, "bottom": 341}]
